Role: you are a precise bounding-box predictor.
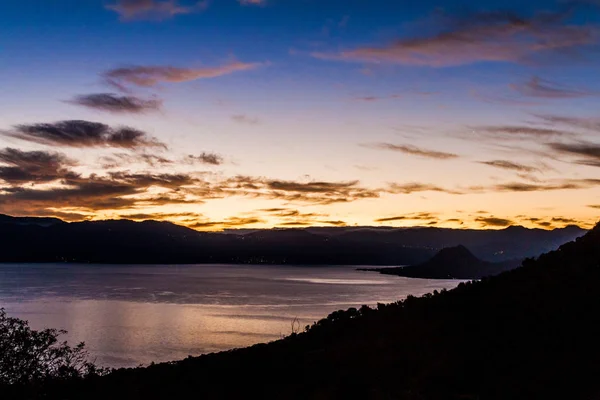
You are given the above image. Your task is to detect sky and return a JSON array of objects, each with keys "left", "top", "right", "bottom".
[{"left": 1, "top": 0, "right": 600, "bottom": 230}]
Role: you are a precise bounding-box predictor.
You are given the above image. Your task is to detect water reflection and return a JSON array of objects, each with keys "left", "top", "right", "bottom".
[{"left": 0, "top": 264, "right": 460, "bottom": 367}]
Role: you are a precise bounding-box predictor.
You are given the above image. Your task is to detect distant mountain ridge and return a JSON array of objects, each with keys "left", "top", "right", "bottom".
[
  {"left": 0, "top": 214, "right": 587, "bottom": 265},
  {"left": 369, "top": 245, "right": 521, "bottom": 279}
]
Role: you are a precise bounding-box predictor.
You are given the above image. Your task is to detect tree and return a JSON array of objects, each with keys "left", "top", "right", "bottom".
[{"left": 0, "top": 308, "right": 103, "bottom": 385}]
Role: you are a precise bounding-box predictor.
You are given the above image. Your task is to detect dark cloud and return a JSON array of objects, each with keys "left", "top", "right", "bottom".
[
  {"left": 355, "top": 94, "right": 402, "bottom": 102},
  {"left": 534, "top": 114, "right": 600, "bottom": 131},
  {"left": 0, "top": 148, "right": 77, "bottom": 185},
  {"left": 375, "top": 212, "right": 437, "bottom": 223},
  {"left": 6, "top": 120, "right": 166, "bottom": 150},
  {"left": 104, "top": 62, "right": 260, "bottom": 90},
  {"left": 238, "top": 0, "right": 267, "bottom": 6},
  {"left": 118, "top": 212, "right": 203, "bottom": 221},
  {"left": 588, "top": 205, "right": 600, "bottom": 209},
  {"left": 185, "top": 153, "right": 224, "bottom": 166},
  {"left": 188, "top": 217, "right": 265, "bottom": 230},
  {"left": 478, "top": 160, "right": 540, "bottom": 173},
  {"left": 387, "top": 182, "right": 462, "bottom": 195},
  {"left": 221, "top": 176, "right": 380, "bottom": 204},
  {"left": 475, "top": 217, "right": 514, "bottom": 227},
  {"left": 474, "top": 125, "right": 570, "bottom": 138},
  {"left": 0, "top": 170, "right": 199, "bottom": 217},
  {"left": 491, "top": 179, "right": 600, "bottom": 192},
  {"left": 367, "top": 143, "right": 459, "bottom": 159},
  {"left": 547, "top": 142, "right": 600, "bottom": 167},
  {"left": 510, "top": 77, "right": 593, "bottom": 99},
  {"left": 69, "top": 93, "right": 162, "bottom": 114},
  {"left": 551, "top": 217, "right": 578, "bottom": 224},
  {"left": 100, "top": 153, "right": 173, "bottom": 169},
  {"left": 231, "top": 115, "right": 260, "bottom": 125},
  {"left": 314, "top": 10, "right": 597, "bottom": 67},
  {"left": 106, "top": 0, "right": 208, "bottom": 21}
]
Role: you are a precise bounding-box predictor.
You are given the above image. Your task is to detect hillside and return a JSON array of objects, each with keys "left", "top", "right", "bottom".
[
  {"left": 0, "top": 214, "right": 586, "bottom": 264},
  {"left": 9, "top": 222, "right": 600, "bottom": 399},
  {"left": 372, "top": 245, "right": 521, "bottom": 279}
]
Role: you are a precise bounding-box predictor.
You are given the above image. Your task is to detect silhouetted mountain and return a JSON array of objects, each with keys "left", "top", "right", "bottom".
[
  {"left": 0, "top": 214, "right": 586, "bottom": 265},
  {"left": 11, "top": 222, "right": 600, "bottom": 399},
  {"left": 370, "top": 245, "right": 521, "bottom": 279}
]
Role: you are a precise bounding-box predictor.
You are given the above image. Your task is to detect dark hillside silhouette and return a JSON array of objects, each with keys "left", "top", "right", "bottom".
[
  {"left": 366, "top": 245, "right": 521, "bottom": 279},
  {"left": 7, "top": 221, "right": 600, "bottom": 399},
  {"left": 0, "top": 214, "right": 585, "bottom": 265}
]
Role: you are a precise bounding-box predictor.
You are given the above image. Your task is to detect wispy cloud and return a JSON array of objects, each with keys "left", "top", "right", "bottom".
[
  {"left": 238, "top": 0, "right": 266, "bottom": 5},
  {"left": 387, "top": 182, "right": 462, "bottom": 195},
  {"left": 475, "top": 217, "right": 514, "bottom": 227},
  {"left": 100, "top": 153, "right": 173, "bottom": 169},
  {"left": 69, "top": 93, "right": 162, "bottom": 114},
  {"left": 4, "top": 120, "right": 166, "bottom": 149},
  {"left": 535, "top": 114, "right": 600, "bottom": 131},
  {"left": 313, "top": 10, "right": 597, "bottom": 67},
  {"left": 478, "top": 160, "right": 541, "bottom": 173},
  {"left": 510, "top": 76, "right": 594, "bottom": 99},
  {"left": 375, "top": 212, "right": 438, "bottom": 223},
  {"left": 366, "top": 143, "right": 459, "bottom": 159},
  {"left": 232, "top": 114, "right": 260, "bottom": 125},
  {"left": 547, "top": 141, "right": 600, "bottom": 167},
  {"left": 473, "top": 125, "right": 571, "bottom": 138},
  {"left": 106, "top": 0, "right": 208, "bottom": 21},
  {"left": 0, "top": 148, "right": 77, "bottom": 185},
  {"left": 104, "top": 62, "right": 261, "bottom": 90},
  {"left": 185, "top": 152, "right": 224, "bottom": 166}
]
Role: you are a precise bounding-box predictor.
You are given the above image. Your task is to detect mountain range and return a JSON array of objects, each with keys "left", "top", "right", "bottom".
[{"left": 0, "top": 214, "right": 586, "bottom": 265}]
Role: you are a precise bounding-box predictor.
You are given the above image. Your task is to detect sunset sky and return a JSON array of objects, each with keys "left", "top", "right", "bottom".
[{"left": 1, "top": 0, "right": 600, "bottom": 230}]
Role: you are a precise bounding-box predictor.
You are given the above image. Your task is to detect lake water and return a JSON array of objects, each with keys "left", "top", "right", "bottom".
[{"left": 0, "top": 264, "right": 460, "bottom": 368}]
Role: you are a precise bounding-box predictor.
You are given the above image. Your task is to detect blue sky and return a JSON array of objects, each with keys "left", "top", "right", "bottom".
[{"left": 0, "top": 0, "right": 599, "bottom": 229}]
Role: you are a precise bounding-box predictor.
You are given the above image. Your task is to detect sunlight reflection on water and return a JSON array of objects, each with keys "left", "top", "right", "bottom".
[{"left": 0, "top": 264, "right": 460, "bottom": 368}]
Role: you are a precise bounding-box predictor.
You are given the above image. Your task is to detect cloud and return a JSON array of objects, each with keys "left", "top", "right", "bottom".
[
  {"left": 0, "top": 170, "right": 199, "bottom": 217},
  {"left": 534, "top": 114, "right": 600, "bottom": 131},
  {"left": 551, "top": 217, "right": 578, "bottom": 224},
  {"left": 222, "top": 176, "right": 380, "bottom": 204},
  {"left": 104, "top": 62, "right": 261, "bottom": 89},
  {"left": 355, "top": 94, "right": 402, "bottom": 102},
  {"left": 375, "top": 212, "right": 439, "bottom": 223},
  {"left": 475, "top": 217, "right": 514, "bottom": 227},
  {"left": 589, "top": 205, "right": 600, "bottom": 209},
  {"left": 314, "top": 10, "right": 597, "bottom": 67},
  {"left": 366, "top": 143, "right": 459, "bottom": 159},
  {"left": 510, "top": 76, "right": 594, "bottom": 99},
  {"left": 547, "top": 142, "right": 600, "bottom": 166},
  {"left": 474, "top": 125, "right": 570, "bottom": 138},
  {"left": 238, "top": 0, "right": 266, "bottom": 5},
  {"left": 118, "top": 212, "right": 203, "bottom": 221},
  {"left": 0, "top": 148, "right": 77, "bottom": 185},
  {"left": 387, "top": 182, "right": 462, "bottom": 195},
  {"left": 5, "top": 120, "right": 166, "bottom": 150},
  {"left": 232, "top": 115, "right": 260, "bottom": 125},
  {"left": 100, "top": 153, "right": 173, "bottom": 169},
  {"left": 491, "top": 179, "right": 600, "bottom": 192},
  {"left": 106, "top": 0, "right": 208, "bottom": 21},
  {"left": 69, "top": 93, "right": 162, "bottom": 114},
  {"left": 478, "top": 160, "right": 540, "bottom": 173},
  {"left": 185, "top": 152, "right": 224, "bottom": 166},
  {"left": 188, "top": 216, "right": 265, "bottom": 230}
]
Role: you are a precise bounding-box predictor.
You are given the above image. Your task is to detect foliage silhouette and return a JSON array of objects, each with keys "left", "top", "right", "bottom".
[
  {"left": 0, "top": 309, "right": 105, "bottom": 387},
  {"left": 5, "top": 222, "right": 600, "bottom": 399}
]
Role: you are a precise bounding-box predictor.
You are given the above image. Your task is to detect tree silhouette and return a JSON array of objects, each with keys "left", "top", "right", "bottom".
[{"left": 0, "top": 309, "right": 104, "bottom": 385}]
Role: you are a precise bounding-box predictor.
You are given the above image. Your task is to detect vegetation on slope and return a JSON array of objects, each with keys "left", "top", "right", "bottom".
[{"left": 4, "top": 223, "right": 600, "bottom": 399}]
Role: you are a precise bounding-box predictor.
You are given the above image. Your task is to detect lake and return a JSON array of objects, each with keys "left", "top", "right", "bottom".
[{"left": 0, "top": 264, "right": 460, "bottom": 368}]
